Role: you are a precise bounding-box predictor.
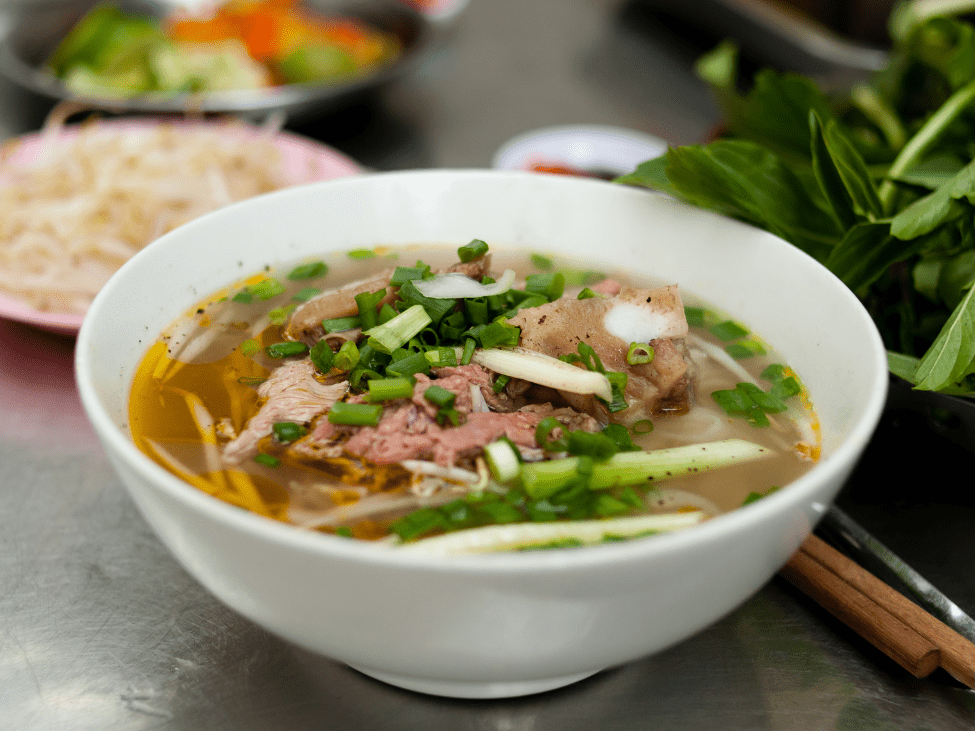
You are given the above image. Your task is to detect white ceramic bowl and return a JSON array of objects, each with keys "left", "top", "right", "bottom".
[{"left": 75, "top": 170, "right": 888, "bottom": 699}]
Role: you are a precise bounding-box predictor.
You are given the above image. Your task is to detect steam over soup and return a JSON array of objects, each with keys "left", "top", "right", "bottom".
[{"left": 129, "top": 241, "right": 820, "bottom": 554}]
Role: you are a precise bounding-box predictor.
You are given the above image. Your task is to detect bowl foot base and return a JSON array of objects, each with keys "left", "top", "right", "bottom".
[{"left": 349, "top": 665, "right": 602, "bottom": 699}]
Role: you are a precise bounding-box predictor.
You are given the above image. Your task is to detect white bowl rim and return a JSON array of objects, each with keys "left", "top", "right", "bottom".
[{"left": 75, "top": 168, "right": 889, "bottom": 574}]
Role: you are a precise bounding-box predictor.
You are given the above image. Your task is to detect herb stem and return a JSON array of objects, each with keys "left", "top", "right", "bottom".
[{"left": 879, "top": 79, "right": 975, "bottom": 212}]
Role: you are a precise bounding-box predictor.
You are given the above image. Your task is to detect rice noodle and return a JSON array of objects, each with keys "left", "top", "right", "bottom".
[{"left": 0, "top": 115, "right": 292, "bottom": 314}]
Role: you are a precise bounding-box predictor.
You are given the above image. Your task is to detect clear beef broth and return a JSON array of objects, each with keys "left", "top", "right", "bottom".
[{"left": 129, "top": 244, "right": 819, "bottom": 543}]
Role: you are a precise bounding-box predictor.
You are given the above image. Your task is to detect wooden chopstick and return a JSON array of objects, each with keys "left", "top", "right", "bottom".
[{"left": 780, "top": 533, "right": 975, "bottom": 688}]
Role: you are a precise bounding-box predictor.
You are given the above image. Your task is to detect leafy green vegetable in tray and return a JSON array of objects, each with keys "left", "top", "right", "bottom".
[{"left": 617, "top": 7, "right": 975, "bottom": 396}]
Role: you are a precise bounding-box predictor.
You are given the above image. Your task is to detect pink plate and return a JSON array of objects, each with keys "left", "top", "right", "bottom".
[{"left": 0, "top": 118, "right": 363, "bottom": 336}]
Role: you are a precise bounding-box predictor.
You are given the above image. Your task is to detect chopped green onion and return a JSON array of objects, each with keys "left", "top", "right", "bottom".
[
  {"left": 683, "top": 306, "right": 707, "bottom": 327},
  {"left": 461, "top": 337, "right": 477, "bottom": 365},
  {"left": 737, "top": 382, "right": 787, "bottom": 413},
  {"left": 287, "top": 261, "right": 328, "bottom": 280},
  {"left": 483, "top": 439, "right": 522, "bottom": 482},
  {"left": 272, "top": 422, "right": 308, "bottom": 443},
  {"left": 726, "top": 340, "right": 767, "bottom": 359},
  {"left": 535, "top": 417, "right": 568, "bottom": 452},
  {"left": 365, "top": 305, "right": 433, "bottom": 354},
  {"left": 602, "top": 423, "right": 640, "bottom": 451},
  {"left": 710, "top": 320, "right": 750, "bottom": 341},
  {"left": 436, "top": 408, "right": 462, "bottom": 426},
  {"left": 328, "top": 401, "right": 383, "bottom": 427},
  {"left": 458, "top": 239, "right": 489, "bottom": 262},
  {"left": 465, "top": 297, "right": 490, "bottom": 325},
  {"left": 560, "top": 269, "right": 606, "bottom": 286},
  {"left": 423, "top": 384, "right": 456, "bottom": 408},
  {"left": 333, "top": 341, "right": 360, "bottom": 371},
  {"left": 254, "top": 453, "right": 280, "bottom": 467},
  {"left": 390, "top": 264, "right": 432, "bottom": 286},
  {"left": 265, "top": 341, "right": 309, "bottom": 358},
  {"left": 525, "top": 271, "right": 565, "bottom": 301},
  {"left": 633, "top": 419, "right": 654, "bottom": 434},
  {"left": 245, "top": 278, "right": 286, "bottom": 301},
  {"left": 763, "top": 364, "right": 803, "bottom": 400},
  {"left": 396, "top": 279, "right": 457, "bottom": 325},
  {"left": 566, "top": 430, "right": 619, "bottom": 460},
  {"left": 347, "top": 249, "right": 377, "bottom": 260},
  {"left": 322, "top": 316, "right": 361, "bottom": 332},
  {"left": 292, "top": 286, "right": 320, "bottom": 303},
  {"left": 577, "top": 288, "right": 599, "bottom": 300},
  {"left": 626, "top": 342, "right": 654, "bottom": 365},
  {"left": 386, "top": 350, "right": 430, "bottom": 380},
  {"left": 367, "top": 377, "right": 414, "bottom": 401},
  {"left": 390, "top": 507, "right": 446, "bottom": 541},
  {"left": 492, "top": 374, "right": 511, "bottom": 394},
  {"left": 424, "top": 346, "right": 458, "bottom": 368},
  {"left": 268, "top": 304, "right": 296, "bottom": 325},
  {"left": 530, "top": 253, "right": 554, "bottom": 269},
  {"left": 473, "top": 320, "right": 520, "bottom": 348},
  {"left": 310, "top": 340, "right": 334, "bottom": 373},
  {"left": 355, "top": 288, "right": 387, "bottom": 330},
  {"left": 240, "top": 339, "right": 261, "bottom": 356}
]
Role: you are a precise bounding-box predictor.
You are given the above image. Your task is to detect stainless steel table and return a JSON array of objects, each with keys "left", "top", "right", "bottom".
[{"left": 2, "top": 0, "right": 974, "bottom": 728}]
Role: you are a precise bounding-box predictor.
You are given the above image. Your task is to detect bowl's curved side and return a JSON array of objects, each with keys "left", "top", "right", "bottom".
[{"left": 76, "top": 170, "right": 888, "bottom": 698}]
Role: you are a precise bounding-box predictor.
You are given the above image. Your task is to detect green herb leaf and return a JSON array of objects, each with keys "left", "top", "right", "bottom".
[{"left": 914, "top": 281, "right": 975, "bottom": 391}]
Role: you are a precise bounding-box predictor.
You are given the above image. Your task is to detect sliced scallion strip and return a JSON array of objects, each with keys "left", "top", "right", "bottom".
[
  {"left": 272, "top": 422, "right": 308, "bottom": 443},
  {"left": 483, "top": 439, "right": 522, "bottom": 482},
  {"left": 365, "top": 305, "right": 433, "bottom": 354},
  {"left": 368, "top": 377, "right": 414, "bottom": 402},
  {"left": 322, "top": 315, "right": 361, "bottom": 332},
  {"left": 423, "top": 384, "right": 456, "bottom": 408},
  {"left": 395, "top": 512, "right": 706, "bottom": 555},
  {"left": 458, "top": 239, "right": 489, "bottom": 262},
  {"left": 355, "top": 288, "right": 387, "bottom": 331},
  {"left": 310, "top": 340, "right": 334, "bottom": 374},
  {"left": 471, "top": 347, "right": 613, "bottom": 402},
  {"left": 265, "top": 341, "right": 309, "bottom": 359},
  {"left": 328, "top": 402, "right": 383, "bottom": 427},
  {"left": 287, "top": 261, "right": 328, "bottom": 280},
  {"left": 626, "top": 342, "right": 654, "bottom": 365},
  {"left": 587, "top": 439, "right": 771, "bottom": 489}
]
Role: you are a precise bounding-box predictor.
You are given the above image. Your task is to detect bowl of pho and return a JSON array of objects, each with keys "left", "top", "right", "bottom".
[{"left": 75, "top": 169, "right": 888, "bottom": 699}]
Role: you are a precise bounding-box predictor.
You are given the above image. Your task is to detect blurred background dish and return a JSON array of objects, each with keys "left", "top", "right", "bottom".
[
  {"left": 0, "top": 115, "right": 363, "bottom": 335},
  {"left": 492, "top": 124, "right": 668, "bottom": 181},
  {"left": 0, "top": 0, "right": 435, "bottom": 120}
]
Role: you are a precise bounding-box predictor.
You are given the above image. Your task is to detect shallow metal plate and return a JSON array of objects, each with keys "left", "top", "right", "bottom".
[{"left": 0, "top": 0, "right": 434, "bottom": 119}]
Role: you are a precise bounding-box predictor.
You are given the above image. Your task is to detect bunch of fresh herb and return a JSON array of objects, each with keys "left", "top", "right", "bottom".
[{"left": 617, "top": 6, "right": 975, "bottom": 395}]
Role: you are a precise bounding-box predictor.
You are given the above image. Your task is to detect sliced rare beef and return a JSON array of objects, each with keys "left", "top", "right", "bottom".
[
  {"left": 285, "top": 269, "right": 398, "bottom": 344},
  {"left": 222, "top": 359, "right": 349, "bottom": 464},
  {"left": 506, "top": 285, "right": 691, "bottom": 424},
  {"left": 288, "top": 365, "right": 600, "bottom": 468}
]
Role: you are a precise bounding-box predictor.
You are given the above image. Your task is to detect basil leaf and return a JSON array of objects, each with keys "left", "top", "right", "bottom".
[
  {"left": 891, "top": 158, "right": 975, "bottom": 240},
  {"left": 915, "top": 282, "right": 975, "bottom": 390},
  {"left": 825, "top": 221, "right": 925, "bottom": 292},
  {"left": 615, "top": 155, "right": 678, "bottom": 196},
  {"left": 666, "top": 140, "right": 841, "bottom": 260},
  {"left": 820, "top": 115, "right": 885, "bottom": 220},
  {"left": 810, "top": 112, "right": 859, "bottom": 231}
]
